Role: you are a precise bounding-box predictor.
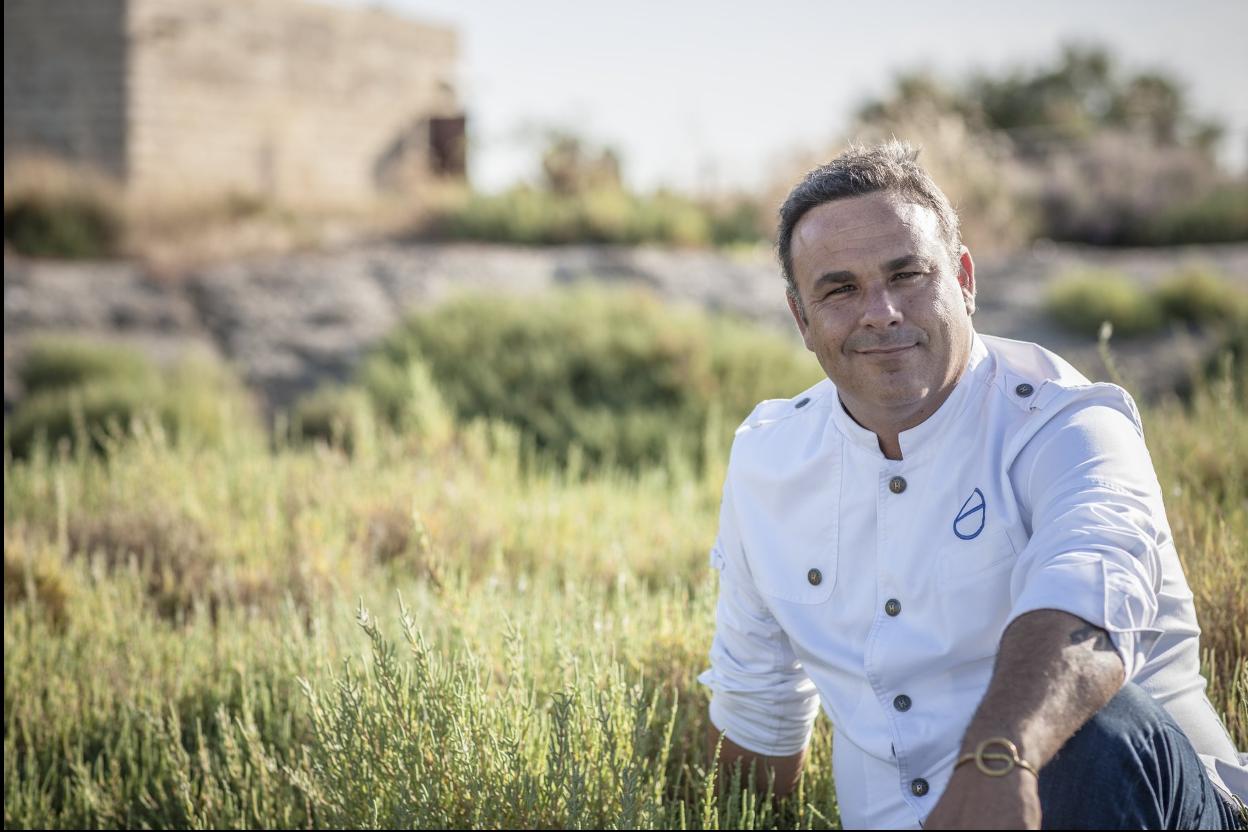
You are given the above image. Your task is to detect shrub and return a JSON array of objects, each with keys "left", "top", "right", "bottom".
[
  {"left": 159, "top": 353, "right": 260, "bottom": 448},
  {"left": 5, "top": 340, "right": 258, "bottom": 458},
  {"left": 707, "top": 197, "right": 772, "bottom": 246},
  {"left": 67, "top": 505, "right": 218, "bottom": 621},
  {"left": 289, "top": 385, "right": 376, "bottom": 453},
  {"left": 362, "top": 288, "right": 822, "bottom": 470},
  {"left": 1046, "top": 270, "right": 1164, "bottom": 337},
  {"left": 5, "top": 378, "right": 165, "bottom": 459},
  {"left": 1144, "top": 183, "right": 1248, "bottom": 246},
  {"left": 371, "top": 356, "right": 455, "bottom": 442},
  {"left": 1153, "top": 265, "right": 1248, "bottom": 328},
  {"left": 428, "top": 185, "right": 765, "bottom": 248},
  {"left": 3, "top": 156, "right": 125, "bottom": 258},
  {"left": 4, "top": 190, "right": 124, "bottom": 258},
  {"left": 1047, "top": 265, "right": 1248, "bottom": 342},
  {"left": 18, "top": 338, "right": 158, "bottom": 396}
]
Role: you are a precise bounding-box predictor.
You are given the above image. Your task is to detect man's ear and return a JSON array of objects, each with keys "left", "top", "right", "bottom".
[
  {"left": 957, "top": 246, "right": 976, "bottom": 317},
  {"left": 786, "top": 290, "right": 815, "bottom": 352}
]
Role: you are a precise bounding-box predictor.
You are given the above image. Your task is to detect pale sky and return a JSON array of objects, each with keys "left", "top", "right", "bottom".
[{"left": 336, "top": 0, "right": 1248, "bottom": 193}]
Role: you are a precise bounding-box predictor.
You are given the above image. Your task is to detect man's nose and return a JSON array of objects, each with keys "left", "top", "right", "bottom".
[{"left": 859, "top": 285, "right": 903, "bottom": 328}]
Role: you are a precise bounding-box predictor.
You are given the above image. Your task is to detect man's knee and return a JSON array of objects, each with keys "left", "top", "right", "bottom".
[
  {"left": 1039, "top": 684, "right": 1172, "bottom": 802},
  {"left": 1051, "top": 682, "right": 1168, "bottom": 763},
  {"left": 1038, "top": 683, "right": 1187, "bottom": 829}
]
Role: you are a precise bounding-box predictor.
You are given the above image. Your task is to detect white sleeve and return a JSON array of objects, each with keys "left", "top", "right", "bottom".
[
  {"left": 1007, "top": 391, "right": 1167, "bottom": 681},
  {"left": 697, "top": 473, "right": 821, "bottom": 756}
]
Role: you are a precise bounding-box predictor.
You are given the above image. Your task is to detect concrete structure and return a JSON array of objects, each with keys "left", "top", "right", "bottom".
[{"left": 4, "top": 0, "right": 465, "bottom": 203}]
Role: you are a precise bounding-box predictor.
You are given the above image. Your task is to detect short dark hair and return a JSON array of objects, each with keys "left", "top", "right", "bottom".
[{"left": 777, "top": 140, "right": 961, "bottom": 318}]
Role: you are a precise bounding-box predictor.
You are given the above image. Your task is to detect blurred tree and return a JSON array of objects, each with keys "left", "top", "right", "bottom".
[
  {"left": 856, "top": 73, "right": 981, "bottom": 129},
  {"left": 862, "top": 44, "right": 1222, "bottom": 157},
  {"left": 846, "top": 43, "right": 1246, "bottom": 246},
  {"left": 1107, "top": 72, "right": 1184, "bottom": 145},
  {"left": 540, "top": 131, "right": 623, "bottom": 196},
  {"left": 973, "top": 44, "right": 1116, "bottom": 145}
]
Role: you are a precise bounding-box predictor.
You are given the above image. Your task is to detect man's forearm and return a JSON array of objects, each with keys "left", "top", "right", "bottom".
[
  {"left": 960, "top": 608, "right": 1126, "bottom": 767},
  {"left": 706, "top": 721, "right": 807, "bottom": 798},
  {"left": 925, "top": 609, "right": 1126, "bottom": 829}
]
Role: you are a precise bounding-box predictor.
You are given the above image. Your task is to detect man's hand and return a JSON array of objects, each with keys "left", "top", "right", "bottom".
[
  {"left": 924, "top": 609, "right": 1125, "bottom": 830},
  {"left": 705, "top": 721, "right": 807, "bottom": 798},
  {"left": 924, "top": 764, "right": 1041, "bottom": 830}
]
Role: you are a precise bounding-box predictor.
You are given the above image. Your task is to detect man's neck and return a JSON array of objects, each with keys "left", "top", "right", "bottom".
[
  {"left": 838, "top": 397, "right": 934, "bottom": 461},
  {"left": 841, "top": 348, "right": 974, "bottom": 461}
]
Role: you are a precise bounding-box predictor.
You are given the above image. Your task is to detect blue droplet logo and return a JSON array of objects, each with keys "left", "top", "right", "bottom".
[{"left": 954, "top": 488, "right": 986, "bottom": 540}]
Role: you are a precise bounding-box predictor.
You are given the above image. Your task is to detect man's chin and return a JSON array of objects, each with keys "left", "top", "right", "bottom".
[{"left": 833, "top": 379, "right": 920, "bottom": 405}]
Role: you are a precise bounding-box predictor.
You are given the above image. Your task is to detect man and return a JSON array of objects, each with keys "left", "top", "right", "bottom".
[{"left": 698, "top": 141, "right": 1247, "bottom": 829}]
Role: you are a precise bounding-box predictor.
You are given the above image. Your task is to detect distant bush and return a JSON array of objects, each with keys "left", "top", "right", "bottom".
[
  {"left": 290, "top": 385, "right": 375, "bottom": 453},
  {"left": 1037, "top": 134, "right": 1225, "bottom": 246},
  {"left": 3, "top": 157, "right": 125, "bottom": 258},
  {"left": 429, "top": 186, "right": 764, "bottom": 248},
  {"left": 1154, "top": 265, "right": 1248, "bottom": 328},
  {"left": 17, "top": 338, "right": 159, "bottom": 395},
  {"left": 1142, "top": 183, "right": 1248, "bottom": 245},
  {"left": 361, "top": 288, "right": 822, "bottom": 469},
  {"left": 5, "top": 340, "right": 257, "bottom": 458},
  {"left": 423, "top": 128, "right": 766, "bottom": 248},
  {"left": 7, "top": 378, "right": 160, "bottom": 459},
  {"left": 1047, "top": 265, "right": 1248, "bottom": 339},
  {"left": 1046, "top": 270, "right": 1164, "bottom": 337},
  {"left": 4, "top": 188, "right": 124, "bottom": 259}
]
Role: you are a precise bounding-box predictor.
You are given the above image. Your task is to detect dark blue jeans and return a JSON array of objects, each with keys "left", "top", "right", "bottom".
[{"left": 1039, "top": 683, "right": 1246, "bottom": 829}]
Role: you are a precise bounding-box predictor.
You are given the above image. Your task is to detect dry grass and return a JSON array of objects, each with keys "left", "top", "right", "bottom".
[{"left": 3, "top": 340, "right": 1244, "bottom": 828}]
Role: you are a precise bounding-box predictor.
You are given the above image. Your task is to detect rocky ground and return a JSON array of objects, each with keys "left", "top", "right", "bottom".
[{"left": 5, "top": 241, "right": 1247, "bottom": 415}]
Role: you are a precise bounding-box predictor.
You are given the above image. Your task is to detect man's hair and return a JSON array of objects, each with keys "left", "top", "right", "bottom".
[{"left": 777, "top": 140, "right": 961, "bottom": 319}]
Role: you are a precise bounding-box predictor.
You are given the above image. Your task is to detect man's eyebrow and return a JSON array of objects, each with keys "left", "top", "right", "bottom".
[
  {"left": 812, "top": 270, "right": 856, "bottom": 289},
  {"left": 882, "top": 254, "right": 935, "bottom": 272},
  {"left": 811, "top": 254, "right": 935, "bottom": 290}
]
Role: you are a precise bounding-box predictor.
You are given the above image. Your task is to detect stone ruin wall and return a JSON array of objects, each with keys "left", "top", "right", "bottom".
[
  {"left": 4, "top": 0, "right": 461, "bottom": 204},
  {"left": 125, "top": 0, "right": 461, "bottom": 204},
  {"left": 4, "top": 1, "right": 129, "bottom": 179}
]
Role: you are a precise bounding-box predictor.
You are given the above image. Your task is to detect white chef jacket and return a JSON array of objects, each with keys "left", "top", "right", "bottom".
[{"left": 698, "top": 332, "right": 1247, "bottom": 830}]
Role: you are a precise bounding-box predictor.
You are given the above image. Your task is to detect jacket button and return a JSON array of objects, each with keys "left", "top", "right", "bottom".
[
  {"left": 911, "top": 778, "right": 930, "bottom": 797},
  {"left": 807, "top": 568, "right": 822, "bottom": 586},
  {"left": 889, "top": 476, "right": 907, "bottom": 494},
  {"left": 893, "top": 694, "right": 912, "bottom": 712},
  {"left": 885, "top": 598, "right": 901, "bottom": 617},
  {"left": 1015, "top": 383, "right": 1034, "bottom": 397}
]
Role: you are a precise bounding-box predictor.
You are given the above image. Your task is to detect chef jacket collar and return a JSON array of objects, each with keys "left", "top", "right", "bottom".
[{"left": 829, "top": 330, "right": 992, "bottom": 461}]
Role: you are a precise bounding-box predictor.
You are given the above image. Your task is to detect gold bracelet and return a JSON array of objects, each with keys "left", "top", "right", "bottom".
[{"left": 954, "top": 738, "right": 1039, "bottom": 779}]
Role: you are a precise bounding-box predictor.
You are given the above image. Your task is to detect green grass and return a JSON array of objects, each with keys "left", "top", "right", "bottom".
[{"left": 4, "top": 311, "right": 1245, "bottom": 828}]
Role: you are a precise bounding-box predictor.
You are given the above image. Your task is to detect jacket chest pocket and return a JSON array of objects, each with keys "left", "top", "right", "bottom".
[
  {"left": 731, "top": 442, "right": 841, "bottom": 605},
  {"left": 938, "top": 527, "right": 1018, "bottom": 587},
  {"left": 745, "top": 518, "right": 839, "bottom": 604}
]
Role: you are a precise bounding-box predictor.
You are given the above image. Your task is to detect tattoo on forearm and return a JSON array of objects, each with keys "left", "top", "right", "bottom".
[{"left": 1069, "top": 624, "right": 1115, "bottom": 653}]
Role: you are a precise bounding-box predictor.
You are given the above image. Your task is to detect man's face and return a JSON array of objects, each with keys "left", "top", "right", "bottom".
[{"left": 787, "top": 191, "right": 976, "bottom": 424}]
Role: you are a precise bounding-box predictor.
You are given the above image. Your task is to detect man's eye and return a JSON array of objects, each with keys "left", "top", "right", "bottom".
[
  {"left": 894, "top": 271, "right": 921, "bottom": 281},
  {"left": 826, "top": 285, "right": 854, "bottom": 298}
]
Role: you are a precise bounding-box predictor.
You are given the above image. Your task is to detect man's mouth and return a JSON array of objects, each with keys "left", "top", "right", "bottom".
[{"left": 856, "top": 344, "right": 915, "bottom": 355}]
